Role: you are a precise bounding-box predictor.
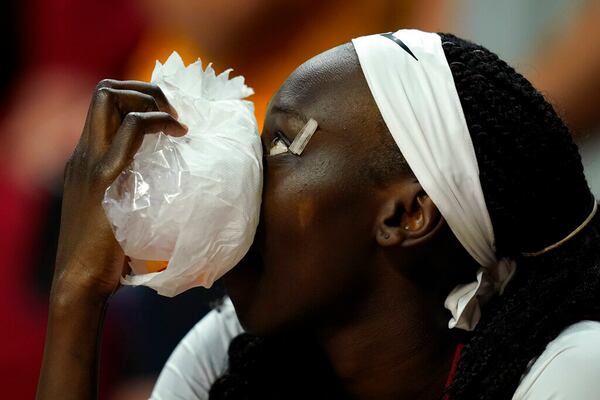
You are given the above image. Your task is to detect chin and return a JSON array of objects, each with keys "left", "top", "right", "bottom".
[
  {"left": 223, "top": 271, "right": 284, "bottom": 336},
  {"left": 223, "top": 243, "right": 313, "bottom": 336},
  {"left": 224, "top": 273, "right": 303, "bottom": 336},
  {"left": 222, "top": 245, "right": 272, "bottom": 335}
]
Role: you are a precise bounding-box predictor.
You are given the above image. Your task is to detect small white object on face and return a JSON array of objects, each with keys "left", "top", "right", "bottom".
[
  {"left": 269, "top": 139, "right": 289, "bottom": 156},
  {"left": 289, "top": 118, "right": 319, "bottom": 155},
  {"left": 268, "top": 118, "right": 319, "bottom": 156}
]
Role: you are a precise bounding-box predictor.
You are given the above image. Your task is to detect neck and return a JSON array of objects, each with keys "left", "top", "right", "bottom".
[{"left": 315, "top": 268, "right": 461, "bottom": 400}]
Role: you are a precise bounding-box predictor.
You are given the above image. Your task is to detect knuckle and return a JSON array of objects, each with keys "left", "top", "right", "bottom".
[
  {"left": 149, "top": 84, "right": 166, "bottom": 99},
  {"left": 95, "top": 79, "right": 116, "bottom": 91},
  {"left": 93, "top": 87, "right": 114, "bottom": 105},
  {"left": 148, "top": 83, "right": 161, "bottom": 93},
  {"left": 142, "top": 95, "right": 159, "bottom": 112},
  {"left": 63, "top": 148, "right": 88, "bottom": 182},
  {"left": 123, "top": 112, "right": 143, "bottom": 127},
  {"left": 90, "top": 163, "right": 114, "bottom": 186}
]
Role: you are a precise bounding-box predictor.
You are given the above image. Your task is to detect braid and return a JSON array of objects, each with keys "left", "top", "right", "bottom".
[
  {"left": 209, "top": 334, "right": 266, "bottom": 399},
  {"left": 209, "top": 332, "right": 348, "bottom": 400},
  {"left": 438, "top": 33, "right": 600, "bottom": 399}
]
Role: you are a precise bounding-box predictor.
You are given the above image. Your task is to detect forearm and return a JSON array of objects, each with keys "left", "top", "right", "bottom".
[
  {"left": 36, "top": 77, "right": 184, "bottom": 399},
  {"left": 37, "top": 283, "right": 108, "bottom": 400}
]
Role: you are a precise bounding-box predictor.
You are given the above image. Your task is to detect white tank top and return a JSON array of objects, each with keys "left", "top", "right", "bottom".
[{"left": 150, "top": 298, "right": 600, "bottom": 400}]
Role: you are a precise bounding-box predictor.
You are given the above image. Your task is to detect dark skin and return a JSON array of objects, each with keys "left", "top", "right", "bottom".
[{"left": 38, "top": 44, "right": 474, "bottom": 400}]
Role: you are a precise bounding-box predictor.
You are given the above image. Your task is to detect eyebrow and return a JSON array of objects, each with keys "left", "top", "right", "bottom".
[{"left": 271, "top": 105, "right": 309, "bottom": 124}]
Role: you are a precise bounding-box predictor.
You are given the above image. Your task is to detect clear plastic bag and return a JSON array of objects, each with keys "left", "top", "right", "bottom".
[{"left": 102, "top": 52, "right": 262, "bottom": 297}]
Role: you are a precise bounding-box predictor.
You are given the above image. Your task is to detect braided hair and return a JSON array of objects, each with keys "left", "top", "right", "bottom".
[
  {"left": 209, "top": 33, "right": 600, "bottom": 399},
  {"left": 441, "top": 33, "right": 600, "bottom": 399}
]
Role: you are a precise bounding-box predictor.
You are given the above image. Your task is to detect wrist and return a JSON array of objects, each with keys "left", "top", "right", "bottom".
[
  {"left": 52, "top": 249, "right": 123, "bottom": 297},
  {"left": 49, "top": 286, "right": 109, "bottom": 324},
  {"left": 50, "top": 268, "right": 113, "bottom": 315}
]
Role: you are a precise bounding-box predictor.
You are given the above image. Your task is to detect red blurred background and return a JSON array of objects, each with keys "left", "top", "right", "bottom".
[{"left": 1, "top": 0, "right": 598, "bottom": 398}]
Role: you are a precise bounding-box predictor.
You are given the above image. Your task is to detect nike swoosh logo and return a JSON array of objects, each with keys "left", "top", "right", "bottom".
[{"left": 380, "top": 33, "right": 419, "bottom": 61}]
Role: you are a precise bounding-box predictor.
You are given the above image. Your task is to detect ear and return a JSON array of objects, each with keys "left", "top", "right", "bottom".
[{"left": 375, "top": 181, "right": 444, "bottom": 248}]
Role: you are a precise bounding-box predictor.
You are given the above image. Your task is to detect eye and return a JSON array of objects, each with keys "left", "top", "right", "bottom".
[{"left": 268, "top": 131, "right": 291, "bottom": 156}]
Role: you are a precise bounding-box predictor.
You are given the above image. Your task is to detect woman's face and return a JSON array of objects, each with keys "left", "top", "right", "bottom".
[{"left": 223, "top": 44, "right": 389, "bottom": 334}]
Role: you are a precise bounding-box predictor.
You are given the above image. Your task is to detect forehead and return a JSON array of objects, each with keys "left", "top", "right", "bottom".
[{"left": 266, "top": 43, "right": 379, "bottom": 132}]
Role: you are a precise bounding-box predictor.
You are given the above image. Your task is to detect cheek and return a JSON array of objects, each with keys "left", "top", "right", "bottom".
[
  {"left": 243, "top": 154, "right": 375, "bottom": 332},
  {"left": 296, "top": 197, "right": 316, "bottom": 230}
]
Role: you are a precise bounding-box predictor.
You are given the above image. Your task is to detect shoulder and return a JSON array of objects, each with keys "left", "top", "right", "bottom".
[
  {"left": 150, "top": 297, "right": 244, "bottom": 400},
  {"left": 512, "top": 320, "right": 600, "bottom": 400},
  {"left": 189, "top": 296, "right": 245, "bottom": 348}
]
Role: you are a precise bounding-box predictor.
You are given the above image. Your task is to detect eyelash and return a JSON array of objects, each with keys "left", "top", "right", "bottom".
[{"left": 267, "top": 131, "right": 292, "bottom": 156}]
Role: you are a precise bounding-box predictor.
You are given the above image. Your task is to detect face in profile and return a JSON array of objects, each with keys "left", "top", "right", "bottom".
[{"left": 223, "top": 43, "right": 400, "bottom": 335}]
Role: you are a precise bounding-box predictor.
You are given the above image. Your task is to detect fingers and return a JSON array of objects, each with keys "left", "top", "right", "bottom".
[
  {"left": 97, "top": 111, "right": 187, "bottom": 183},
  {"left": 96, "top": 79, "right": 178, "bottom": 117},
  {"left": 76, "top": 79, "right": 187, "bottom": 187},
  {"left": 99, "top": 88, "right": 161, "bottom": 116},
  {"left": 88, "top": 88, "right": 161, "bottom": 146},
  {"left": 84, "top": 79, "right": 181, "bottom": 157}
]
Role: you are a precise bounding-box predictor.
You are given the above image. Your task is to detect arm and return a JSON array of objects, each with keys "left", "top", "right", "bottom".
[
  {"left": 37, "top": 282, "right": 109, "bottom": 399},
  {"left": 36, "top": 80, "right": 187, "bottom": 400}
]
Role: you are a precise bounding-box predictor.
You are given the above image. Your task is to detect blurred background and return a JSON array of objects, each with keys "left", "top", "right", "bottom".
[{"left": 1, "top": 0, "right": 598, "bottom": 398}]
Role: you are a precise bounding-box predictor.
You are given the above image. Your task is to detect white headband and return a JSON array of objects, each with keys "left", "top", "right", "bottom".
[{"left": 352, "top": 29, "right": 516, "bottom": 331}]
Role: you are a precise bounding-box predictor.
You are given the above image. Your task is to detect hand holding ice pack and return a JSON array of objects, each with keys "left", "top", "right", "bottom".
[{"left": 102, "top": 52, "right": 262, "bottom": 297}]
